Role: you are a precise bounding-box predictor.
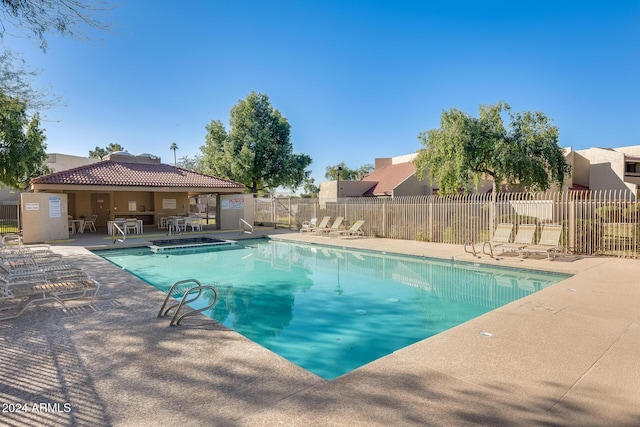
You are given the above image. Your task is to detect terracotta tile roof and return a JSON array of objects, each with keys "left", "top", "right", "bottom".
[
  {"left": 30, "top": 160, "right": 245, "bottom": 189},
  {"left": 362, "top": 162, "right": 416, "bottom": 196}
]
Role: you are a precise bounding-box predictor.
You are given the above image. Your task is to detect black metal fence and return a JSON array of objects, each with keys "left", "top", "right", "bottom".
[{"left": 0, "top": 204, "right": 20, "bottom": 234}]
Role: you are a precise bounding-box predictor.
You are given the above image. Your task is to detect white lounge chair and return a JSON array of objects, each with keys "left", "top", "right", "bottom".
[
  {"left": 300, "top": 217, "right": 318, "bottom": 233},
  {"left": 310, "top": 216, "right": 331, "bottom": 233},
  {"left": 315, "top": 217, "right": 344, "bottom": 235},
  {"left": 496, "top": 224, "right": 537, "bottom": 255},
  {"left": 1, "top": 234, "right": 23, "bottom": 247},
  {"left": 520, "top": 224, "right": 563, "bottom": 260},
  {"left": 0, "top": 267, "right": 100, "bottom": 320},
  {"left": 331, "top": 220, "right": 365, "bottom": 238},
  {"left": 481, "top": 223, "right": 514, "bottom": 257}
]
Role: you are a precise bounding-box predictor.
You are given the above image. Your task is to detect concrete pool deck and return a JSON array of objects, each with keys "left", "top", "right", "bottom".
[{"left": 1, "top": 229, "right": 639, "bottom": 426}]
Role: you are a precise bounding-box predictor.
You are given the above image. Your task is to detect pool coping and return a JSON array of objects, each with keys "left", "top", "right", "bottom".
[{"left": 1, "top": 231, "right": 639, "bottom": 426}]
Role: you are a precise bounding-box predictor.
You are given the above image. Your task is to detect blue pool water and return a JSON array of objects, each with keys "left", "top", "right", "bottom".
[{"left": 94, "top": 239, "right": 571, "bottom": 380}]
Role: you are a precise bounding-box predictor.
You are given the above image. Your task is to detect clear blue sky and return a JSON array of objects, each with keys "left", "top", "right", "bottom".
[{"left": 7, "top": 0, "right": 640, "bottom": 187}]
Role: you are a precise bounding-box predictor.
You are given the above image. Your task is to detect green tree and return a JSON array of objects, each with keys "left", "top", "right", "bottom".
[
  {"left": 169, "top": 142, "right": 178, "bottom": 166},
  {"left": 0, "top": 92, "right": 49, "bottom": 188},
  {"left": 200, "top": 92, "right": 312, "bottom": 194},
  {"left": 177, "top": 154, "right": 202, "bottom": 171},
  {"left": 414, "top": 102, "right": 571, "bottom": 195},
  {"left": 0, "top": 50, "right": 59, "bottom": 111},
  {"left": 0, "top": 1, "right": 112, "bottom": 110},
  {"left": 89, "top": 142, "right": 124, "bottom": 158},
  {"left": 325, "top": 162, "right": 374, "bottom": 180},
  {"left": 0, "top": 0, "right": 111, "bottom": 51},
  {"left": 300, "top": 177, "right": 319, "bottom": 198}
]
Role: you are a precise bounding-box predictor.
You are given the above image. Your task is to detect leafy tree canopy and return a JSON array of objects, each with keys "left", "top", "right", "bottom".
[
  {"left": 89, "top": 142, "right": 124, "bottom": 158},
  {"left": 0, "top": 1, "right": 113, "bottom": 110},
  {"left": 199, "top": 91, "right": 312, "bottom": 194},
  {"left": 414, "top": 101, "right": 571, "bottom": 195},
  {"left": 0, "top": 50, "right": 58, "bottom": 111},
  {"left": 300, "top": 177, "right": 319, "bottom": 198},
  {"left": 0, "top": 91, "right": 49, "bottom": 188},
  {"left": 325, "top": 162, "right": 374, "bottom": 180},
  {"left": 177, "top": 154, "right": 202, "bottom": 171},
  {"left": 0, "top": 0, "right": 112, "bottom": 51}
]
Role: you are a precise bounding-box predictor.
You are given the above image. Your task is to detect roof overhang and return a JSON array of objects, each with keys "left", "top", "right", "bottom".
[{"left": 30, "top": 183, "right": 244, "bottom": 194}]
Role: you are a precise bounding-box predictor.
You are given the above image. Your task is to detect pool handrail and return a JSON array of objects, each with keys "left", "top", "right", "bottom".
[
  {"left": 239, "top": 218, "right": 253, "bottom": 235},
  {"left": 111, "top": 222, "right": 126, "bottom": 244}
]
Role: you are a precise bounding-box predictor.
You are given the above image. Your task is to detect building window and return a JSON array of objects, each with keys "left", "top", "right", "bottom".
[{"left": 626, "top": 163, "right": 637, "bottom": 173}]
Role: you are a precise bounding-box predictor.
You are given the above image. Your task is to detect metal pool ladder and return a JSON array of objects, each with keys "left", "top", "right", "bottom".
[
  {"left": 158, "top": 279, "right": 218, "bottom": 326},
  {"left": 112, "top": 222, "right": 126, "bottom": 244},
  {"left": 239, "top": 218, "right": 253, "bottom": 235}
]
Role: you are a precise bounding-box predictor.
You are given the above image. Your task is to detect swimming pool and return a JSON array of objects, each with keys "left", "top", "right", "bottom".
[{"left": 94, "top": 239, "right": 571, "bottom": 380}]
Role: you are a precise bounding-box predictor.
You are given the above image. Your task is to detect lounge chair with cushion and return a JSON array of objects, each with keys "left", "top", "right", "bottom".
[
  {"left": 494, "top": 224, "right": 537, "bottom": 255},
  {"left": 300, "top": 217, "right": 319, "bottom": 233},
  {"left": 315, "top": 216, "right": 344, "bottom": 235},
  {"left": 520, "top": 224, "right": 563, "bottom": 260},
  {"left": 331, "top": 220, "right": 365, "bottom": 238},
  {"left": 481, "top": 223, "right": 514, "bottom": 258}
]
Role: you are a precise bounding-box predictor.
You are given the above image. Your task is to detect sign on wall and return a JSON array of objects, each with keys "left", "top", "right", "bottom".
[
  {"left": 221, "top": 197, "right": 244, "bottom": 210},
  {"left": 162, "top": 199, "right": 177, "bottom": 209},
  {"left": 25, "top": 203, "right": 40, "bottom": 211},
  {"left": 49, "top": 196, "right": 61, "bottom": 218}
]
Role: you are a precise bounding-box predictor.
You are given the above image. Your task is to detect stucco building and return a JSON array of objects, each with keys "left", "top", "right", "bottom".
[{"left": 564, "top": 145, "right": 640, "bottom": 194}]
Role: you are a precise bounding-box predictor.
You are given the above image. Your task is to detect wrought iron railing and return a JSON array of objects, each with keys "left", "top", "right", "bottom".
[{"left": 254, "top": 190, "right": 640, "bottom": 258}]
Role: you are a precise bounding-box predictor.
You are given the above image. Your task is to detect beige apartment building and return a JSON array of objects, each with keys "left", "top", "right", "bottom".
[
  {"left": 565, "top": 145, "right": 640, "bottom": 194},
  {"left": 320, "top": 145, "right": 640, "bottom": 201}
]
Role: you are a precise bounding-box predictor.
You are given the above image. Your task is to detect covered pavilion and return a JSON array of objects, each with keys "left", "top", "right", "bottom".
[{"left": 27, "top": 151, "right": 245, "bottom": 230}]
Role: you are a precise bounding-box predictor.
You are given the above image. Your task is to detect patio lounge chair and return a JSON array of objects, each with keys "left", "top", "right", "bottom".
[
  {"left": 315, "top": 216, "right": 343, "bottom": 235},
  {"left": 481, "top": 223, "right": 514, "bottom": 258},
  {"left": 300, "top": 217, "right": 319, "bottom": 233},
  {"left": 494, "top": 224, "right": 537, "bottom": 255},
  {"left": 0, "top": 267, "right": 100, "bottom": 320},
  {"left": 0, "top": 251, "right": 63, "bottom": 266},
  {"left": 308, "top": 216, "right": 330, "bottom": 233},
  {"left": 0, "top": 252, "right": 70, "bottom": 280},
  {"left": 1, "top": 242, "right": 52, "bottom": 257},
  {"left": 1, "top": 234, "right": 23, "bottom": 246},
  {"left": 520, "top": 224, "right": 563, "bottom": 260},
  {"left": 331, "top": 220, "right": 365, "bottom": 238}
]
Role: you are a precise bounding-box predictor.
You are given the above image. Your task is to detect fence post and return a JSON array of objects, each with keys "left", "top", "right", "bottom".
[
  {"left": 272, "top": 198, "right": 276, "bottom": 226},
  {"left": 568, "top": 193, "right": 576, "bottom": 254},
  {"left": 382, "top": 200, "right": 387, "bottom": 237}
]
